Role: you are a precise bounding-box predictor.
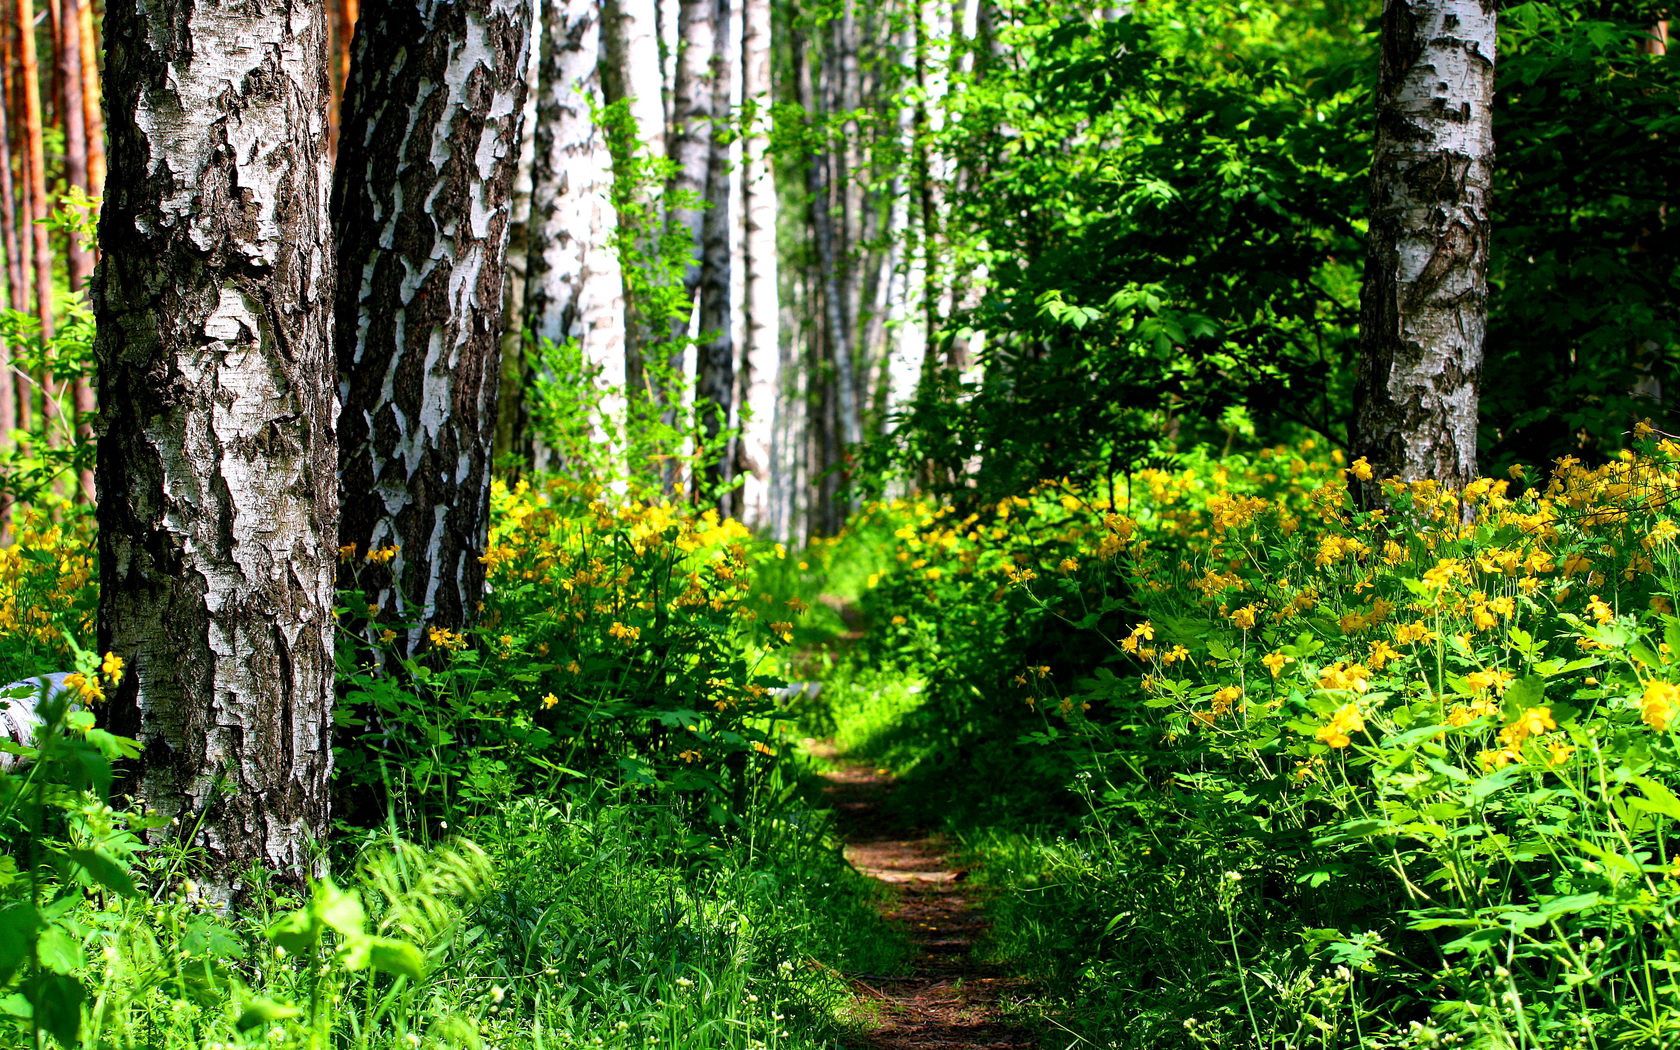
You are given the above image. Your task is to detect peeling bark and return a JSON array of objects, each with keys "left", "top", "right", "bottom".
[
  {"left": 600, "top": 0, "right": 666, "bottom": 396},
  {"left": 94, "top": 0, "right": 337, "bottom": 888},
  {"left": 695, "top": 0, "right": 734, "bottom": 504},
  {"left": 1353, "top": 0, "right": 1494, "bottom": 502},
  {"left": 525, "top": 0, "right": 626, "bottom": 469},
  {"left": 334, "top": 0, "right": 532, "bottom": 645},
  {"left": 736, "top": 0, "right": 778, "bottom": 530}
]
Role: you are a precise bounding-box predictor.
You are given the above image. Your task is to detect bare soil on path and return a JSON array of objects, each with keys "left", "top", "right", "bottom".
[{"left": 817, "top": 749, "right": 1036, "bottom": 1050}]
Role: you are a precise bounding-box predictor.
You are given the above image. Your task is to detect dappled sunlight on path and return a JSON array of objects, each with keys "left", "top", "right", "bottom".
[{"left": 817, "top": 749, "right": 1036, "bottom": 1050}]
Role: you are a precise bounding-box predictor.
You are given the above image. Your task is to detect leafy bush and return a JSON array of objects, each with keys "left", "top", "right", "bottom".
[
  {"left": 812, "top": 427, "right": 1680, "bottom": 1046},
  {"left": 0, "top": 477, "right": 888, "bottom": 1049}
]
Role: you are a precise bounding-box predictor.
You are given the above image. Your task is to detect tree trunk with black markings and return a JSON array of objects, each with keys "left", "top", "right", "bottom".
[
  {"left": 333, "top": 0, "right": 532, "bottom": 645},
  {"left": 1352, "top": 0, "right": 1495, "bottom": 503},
  {"left": 736, "top": 0, "right": 779, "bottom": 530},
  {"left": 94, "top": 0, "right": 337, "bottom": 890},
  {"left": 524, "top": 0, "right": 626, "bottom": 469},
  {"left": 695, "top": 0, "right": 735, "bottom": 505}
]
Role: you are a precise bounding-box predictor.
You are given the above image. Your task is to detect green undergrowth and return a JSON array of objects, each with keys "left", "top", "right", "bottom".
[
  {"left": 0, "top": 484, "right": 908, "bottom": 1050},
  {"left": 791, "top": 439, "right": 1680, "bottom": 1049}
]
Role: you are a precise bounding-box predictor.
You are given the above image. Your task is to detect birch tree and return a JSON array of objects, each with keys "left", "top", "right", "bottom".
[
  {"left": 524, "top": 0, "right": 627, "bottom": 469},
  {"left": 334, "top": 0, "right": 533, "bottom": 643},
  {"left": 601, "top": 0, "right": 666, "bottom": 394},
  {"left": 94, "top": 0, "right": 337, "bottom": 886},
  {"left": 1352, "top": 0, "right": 1495, "bottom": 502},
  {"left": 736, "top": 0, "right": 779, "bottom": 529},
  {"left": 695, "top": 0, "right": 736, "bottom": 501}
]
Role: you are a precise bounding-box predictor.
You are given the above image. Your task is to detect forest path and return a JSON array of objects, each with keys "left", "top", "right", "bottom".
[{"left": 814, "top": 746, "right": 1036, "bottom": 1050}]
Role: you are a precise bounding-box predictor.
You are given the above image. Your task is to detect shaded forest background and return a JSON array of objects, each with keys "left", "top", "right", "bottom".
[{"left": 0, "top": 0, "right": 1674, "bottom": 536}]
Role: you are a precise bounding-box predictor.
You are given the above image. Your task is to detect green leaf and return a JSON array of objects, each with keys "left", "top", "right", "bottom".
[
  {"left": 366, "top": 937, "right": 426, "bottom": 980},
  {"left": 235, "top": 996, "right": 303, "bottom": 1031},
  {"left": 35, "top": 927, "right": 83, "bottom": 976},
  {"left": 1627, "top": 776, "right": 1680, "bottom": 824},
  {"left": 314, "top": 881, "right": 367, "bottom": 940},
  {"left": 62, "top": 849, "right": 135, "bottom": 896},
  {"left": 1440, "top": 927, "right": 1504, "bottom": 955},
  {"left": 1535, "top": 892, "right": 1602, "bottom": 918},
  {"left": 25, "top": 973, "right": 83, "bottom": 1048}
]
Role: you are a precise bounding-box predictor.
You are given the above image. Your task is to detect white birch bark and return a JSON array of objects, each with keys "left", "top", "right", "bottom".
[
  {"left": 526, "top": 0, "right": 628, "bottom": 468},
  {"left": 666, "top": 0, "right": 719, "bottom": 321},
  {"left": 737, "top": 0, "right": 779, "bottom": 529},
  {"left": 333, "top": 0, "right": 534, "bottom": 641},
  {"left": 95, "top": 0, "right": 337, "bottom": 887},
  {"left": 603, "top": 0, "right": 667, "bottom": 161},
  {"left": 601, "top": 0, "right": 668, "bottom": 400},
  {"left": 883, "top": 18, "right": 927, "bottom": 427},
  {"left": 497, "top": 0, "right": 544, "bottom": 463},
  {"left": 695, "top": 0, "right": 737, "bottom": 503},
  {"left": 1352, "top": 0, "right": 1495, "bottom": 502}
]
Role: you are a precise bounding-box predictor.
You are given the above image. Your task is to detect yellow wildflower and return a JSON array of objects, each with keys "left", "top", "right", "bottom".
[
  {"left": 1643, "top": 681, "right": 1680, "bottom": 731},
  {"left": 1315, "top": 703, "right": 1364, "bottom": 749}
]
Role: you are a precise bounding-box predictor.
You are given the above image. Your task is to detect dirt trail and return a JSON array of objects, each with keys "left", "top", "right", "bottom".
[{"left": 818, "top": 751, "right": 1036, "bottom": 1050}]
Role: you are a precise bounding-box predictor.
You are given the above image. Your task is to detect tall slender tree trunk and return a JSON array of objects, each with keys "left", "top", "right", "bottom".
[
  {"left": 327, "top": 0, "right": 359, "bottom": 153},
  {"left": 54, "top": 0, "right": 95, "bottom": 498},
  {"left": 1352, "top": 0, "right": 1494, "bottom": 503},
  {"left": 76, "top": 0, "right": 101, "bottom": 195},
  {"left": 654, "top": 0, "right": 718, "bottom": 493},
  {"left": 736, "top": 0, "right": 778, "bottom": 529},
  {"left": 53, "top": 0, "right": 88, "bottom": 291},
  {"left": 495, "top": 0, "right": 541, "bottom": 469},
  {"left": 600, "top": 0, "right": 666, "bottom": 401},
  {"left": 694, "top": 0, "right": 734, "bottom": 504},
  {"left": 525, "top": 0, "right": 626, "bottom": 470},
  {"left": 0, "top": 52, "right": 17, "bottom": 473},
  {"left": 16, "top": 0, "right": 51, "bottom": 343},
  {"left": 95, "top": 0, "right": 337, "bottom": 889},
  {"left": 7, "top": 4, "right": 34, "bottom": 434},
  {"left": 666, "top": 0, "right": 716, "bottom": 314},
  {"left": 334, "top": 0, "right": 532, "bottom": 645}
]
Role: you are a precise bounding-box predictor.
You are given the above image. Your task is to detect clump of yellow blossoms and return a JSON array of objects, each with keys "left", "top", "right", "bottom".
[
  {"left": 1316, "top": 703, "right": 1364, "bottom": 748},
  {"left": 1643, "top": 682, "right": 1680, "bottom": 731}
]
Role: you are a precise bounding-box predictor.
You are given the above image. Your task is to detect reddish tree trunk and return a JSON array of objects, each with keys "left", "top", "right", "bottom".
[{"left": 76, "top": 0, "right": 100, "bottom": 196}]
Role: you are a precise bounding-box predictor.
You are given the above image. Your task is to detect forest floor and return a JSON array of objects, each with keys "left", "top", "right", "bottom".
[{"left": 816, "top": 745, "right": 1036, "bottom": 1050}]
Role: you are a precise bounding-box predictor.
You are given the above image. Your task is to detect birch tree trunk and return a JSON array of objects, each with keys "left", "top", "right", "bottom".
[
  {"left": 694, "top": 0, "right": 734, "bottom": 504},
  {"left": 95, "top": 0, "right": 337, "bottom": 888},
  {"left": 1352, "top": 0, "right": 1494, "bottom": 503},
  {"left": 495, "top": 0, "right": 541, "bottom": 467},
  {"left": 334, "top": 0, "right": 532, "bottom": 644},
  {"left": 600, "top": 0, "right": 666, "bottom": 399},
  {"left": 658, "top": 0, "right": 718, "bottom": 495},
  {"left": 667, "top": 0, "right": 716, "bottom": 305},
  {"left": 736, "top": 0, "right": 778, "bottom": 529},
  {"left": 525, "top": 0, "right": 626, "bottom": 470}
]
